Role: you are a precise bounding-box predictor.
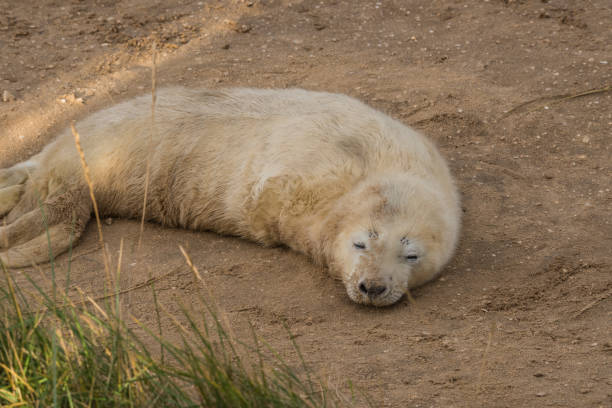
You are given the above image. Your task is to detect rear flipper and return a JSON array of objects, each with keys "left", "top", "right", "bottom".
[
  {"left": 0, "top": 224, "right": 81, "bottom": 268},
  {"left": 0, "top": 166, "right": 29, "bottom": 188},
  {"left": 0, "top": 184, "right": 24, "bottom": 217},
  {"left": 0, "top": 166, "right": 30, "bottom": 217},
  {"left": 0, "top": 185, "right": 91, "bottom": 268}
]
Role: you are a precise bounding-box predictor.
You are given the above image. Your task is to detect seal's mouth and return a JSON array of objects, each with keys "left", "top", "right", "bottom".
[{"left": 345, "top": 285, "right": 406, "bottom": 307}]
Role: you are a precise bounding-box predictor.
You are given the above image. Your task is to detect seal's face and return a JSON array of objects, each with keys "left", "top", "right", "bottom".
[
  {"left": 332, "top": 177, "right": 460, "bottom": 307},
  {"left": 340, "top": 223, "right": 430, "bottom": 306}
]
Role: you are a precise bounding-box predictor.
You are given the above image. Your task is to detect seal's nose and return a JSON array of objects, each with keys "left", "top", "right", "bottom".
[{"left": 358, "top": 279, "right": 387, "bottom": 298}]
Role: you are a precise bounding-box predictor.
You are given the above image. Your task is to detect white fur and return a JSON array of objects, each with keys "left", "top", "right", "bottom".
[{"left": 0, "top": 87, "right": 460, "bottom": 306}]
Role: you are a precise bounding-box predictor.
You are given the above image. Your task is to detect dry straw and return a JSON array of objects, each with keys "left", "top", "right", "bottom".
[
  {"left": 71, "top": 122, "right": 112, "bottom": 283},
  {"left": 138, "top": 40, "right": 158, "bottom": 250},
  {"left": 502, "top": 84, "right": 611, "bottom": 118},
  {"left": 476, "top": 320, "right": 496, "bottom": 396}
]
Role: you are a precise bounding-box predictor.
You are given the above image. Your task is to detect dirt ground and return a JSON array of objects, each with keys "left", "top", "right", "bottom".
[{"left": 1, "top": 0, "right": 611, "bottom": 406}]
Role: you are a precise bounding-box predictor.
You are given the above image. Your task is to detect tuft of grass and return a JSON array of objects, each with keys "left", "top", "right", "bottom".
[
  {"left": 1, "top": 50, "right": 361, "bottom": 406},
  {"left": 0, "top": 253, "right": 355, "bottom": 408}
]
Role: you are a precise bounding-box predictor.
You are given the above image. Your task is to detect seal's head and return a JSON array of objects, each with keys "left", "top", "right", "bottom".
[{"left": 331, "top": 174, "right": 460, "bottom": 307}]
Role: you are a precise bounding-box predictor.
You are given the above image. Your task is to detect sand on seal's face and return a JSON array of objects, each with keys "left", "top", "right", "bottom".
[{"left": 0, "top": 87, "right": 460, "bottom": 307}]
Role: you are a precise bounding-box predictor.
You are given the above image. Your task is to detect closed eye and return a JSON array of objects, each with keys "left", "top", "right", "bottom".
[
  {"left": 403, "top": 255, "right": 418, "bottom": 262},
  {"left": 353, "top": 242, "right": 366, "bottom": 250}
]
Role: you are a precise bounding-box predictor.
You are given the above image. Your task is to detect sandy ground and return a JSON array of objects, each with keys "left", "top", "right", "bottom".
[{"left": 1, "top": 0, "right": 611, "bottom": 407}]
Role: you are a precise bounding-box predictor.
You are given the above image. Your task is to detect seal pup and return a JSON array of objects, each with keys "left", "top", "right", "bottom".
[{"left": 0, "top": 87, "right": 460, "bottom": 306}]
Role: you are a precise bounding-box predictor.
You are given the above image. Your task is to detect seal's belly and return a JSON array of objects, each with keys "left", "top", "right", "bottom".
[{"left": 87, "top": 117, "right": 266, "bottom": 234}]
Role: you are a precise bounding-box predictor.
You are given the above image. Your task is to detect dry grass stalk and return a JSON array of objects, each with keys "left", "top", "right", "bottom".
[
  {"left": 178, "top": 245, "right": 239, "bottom": 347},
  {"left": 71, "top": 122, "right": 111, "bottom": 282},
  {"left": 404, "top": 288, "right": 417, "bottom": 307},
  {"left": 1, "top": 218, "right": 6, "bottom": 248},
  {"left": 34, "top": 266, "right": 184, "bottom": 314},
  {"left": 84, "top": 292, "right": 110, "bottom": 321},
  {"left": 114, "top": 238, "right": 124, "bottom": 321},
  {"left": 476, "top": 320, "right": 496, "bottom": 395},
  {"left": 502, "top": 84, "right": 611, "bottom": 118},
  {"left": 138, "top": 41, "right": 158, "bottom": 250},
  {"left": 573, "top": 290, "right": 611, "bottom": 318}
]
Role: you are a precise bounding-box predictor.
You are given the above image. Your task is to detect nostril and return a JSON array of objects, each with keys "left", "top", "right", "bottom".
[{"left": 358, "top": 280, "right": 387, "bottom": 297}]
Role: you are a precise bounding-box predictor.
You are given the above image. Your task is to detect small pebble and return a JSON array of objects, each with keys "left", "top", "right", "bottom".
[
  {"left": 536, "top": 392, "right": 547, "bottom": 397},
  {"left": 236, "top": 24, "right": 251, "bottom": 33},
  {"left": 2, "top": 90, "right": 16, "bottom": 102},
  {"left": 57, "top": 93, "right": 84, "bottom": 105}
]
